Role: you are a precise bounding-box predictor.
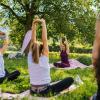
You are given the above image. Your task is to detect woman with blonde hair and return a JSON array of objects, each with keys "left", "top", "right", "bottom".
[
  {"left": 28, "top": 17, "right": 74, "bottom": 96},
  {"left": 53, "top": 37, "right": 70, "bottom": 68}
]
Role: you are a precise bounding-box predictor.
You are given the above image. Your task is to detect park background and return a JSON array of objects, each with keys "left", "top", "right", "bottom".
[{"left": 0, "top": 0, "right": 100, "bottom": 100}]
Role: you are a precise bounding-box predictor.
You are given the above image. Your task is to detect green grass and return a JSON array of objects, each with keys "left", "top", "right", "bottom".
[{"left": 0, "top": 53, "right": 97, "bottom": 100}]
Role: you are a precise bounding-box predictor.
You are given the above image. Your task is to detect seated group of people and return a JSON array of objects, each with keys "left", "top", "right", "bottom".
[
  {"left": 0, "top": 18, "right": 74, "bottom": 96},
  {"left": 0, "top": 15, "right": 100, "bottom": 100}
]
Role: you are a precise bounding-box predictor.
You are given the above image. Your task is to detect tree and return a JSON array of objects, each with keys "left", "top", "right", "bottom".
[
  {"left": 0, "top": 0, "right": 70, "bottom": 47},
  {"left": 0, "top": 0, "right": 96, "bottom": 48}
]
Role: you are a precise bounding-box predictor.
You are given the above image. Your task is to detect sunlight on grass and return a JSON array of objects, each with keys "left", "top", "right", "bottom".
[{"left": 0, "top": 53, "right": 96, "bottom": 100}]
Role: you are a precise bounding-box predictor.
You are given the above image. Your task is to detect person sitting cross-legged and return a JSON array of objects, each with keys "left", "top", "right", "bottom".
[
  {"left": 0, "top": 33, "right": 20, "bottom": 84},
  {"left": 54, "top": 37, "right": 70, "bottom": 68},
  {"left": 28, "top": 17, "right": 74, "bottom": 96}
]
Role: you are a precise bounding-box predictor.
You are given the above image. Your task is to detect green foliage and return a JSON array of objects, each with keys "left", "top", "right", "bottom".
[
  {"left": 77, "top": 56, "right": 92, "bottom": 66},
  {"left": 0, "top": 57, "right": 96, "bottom": 99},
  {"left": 70, "top": 46, "right": 92, "bottom": 53},
  {"left": 0, "top": 39, "right": 4, "bottom": 46},
  {"left": 49, "top": 45, "right": 92, "bottom": 53},
  {"left": 0, "top": 53, "right": 96, "bottom": 99},
  {"left": 9, "top": 21, "right": 25, "bottom": 48},
  {"left": 0, "top": 0, "right": 96, "bottom": 47}
]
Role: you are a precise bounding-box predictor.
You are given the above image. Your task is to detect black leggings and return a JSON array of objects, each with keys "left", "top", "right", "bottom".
[
  {"left": 30, "top": 77, "right": 74, "bottom": 96},
  {"left": 0, "top": 69, "right": 20, "bottom": 84},
  {"left": 96, "top": 83, "right": 100, "bottom": 100}
]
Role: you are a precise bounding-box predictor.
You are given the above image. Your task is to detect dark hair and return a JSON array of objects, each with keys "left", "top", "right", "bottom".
[{"left": 39, "top": 44, "right": 43, "bottom": 56}]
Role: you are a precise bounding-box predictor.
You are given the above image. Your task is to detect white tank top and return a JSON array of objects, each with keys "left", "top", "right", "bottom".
[
  {"left": 0, "top": 52, "right": 5, "bottom": 77},
  {"left": 28, "top": 52, "right": 51, "bottom": 85}
]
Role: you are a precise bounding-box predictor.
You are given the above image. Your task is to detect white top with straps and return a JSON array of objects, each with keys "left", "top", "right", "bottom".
[
  {"left": 28, "top": 52, "right": 51, "bottom": 85},
  {"left": 0, "top": 52, "right": 5, "bottom": 78}
]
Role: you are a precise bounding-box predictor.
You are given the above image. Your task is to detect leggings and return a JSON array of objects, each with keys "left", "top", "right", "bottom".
[
  {"left": 30, "top": 77, "right": 74, "bottom": 96},
  {"left": 54, "top": 62, "right": 70, "bottom": 68},
  {"left": 0, "top": 69, "right": 20, "bottom": 84},
  {"left": 96, "top": 83, "right": 100, "bottom": 100}
]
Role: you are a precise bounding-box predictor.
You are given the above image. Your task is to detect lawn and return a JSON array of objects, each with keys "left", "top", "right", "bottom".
[{"left": 0, "top": 53, "right": 97, "bottom": 100}]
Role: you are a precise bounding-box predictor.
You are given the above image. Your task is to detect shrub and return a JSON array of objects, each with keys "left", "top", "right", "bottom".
[
  {"left": 49, "top": 45, "right": 92, "bottom": 53},
  {"left": 77, "top": 56, "right": 92, "bottom": 66},
  {"left": 70, "top": 46, "right": 92, "bottom": 53}
]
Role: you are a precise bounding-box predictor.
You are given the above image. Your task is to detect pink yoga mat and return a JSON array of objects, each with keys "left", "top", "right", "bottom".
[
  {"left": 21, "top": 30, "right": 32, "bottom": 54},
  {"left": 50, "top": 59, "right": 89, "bottom": 70}
]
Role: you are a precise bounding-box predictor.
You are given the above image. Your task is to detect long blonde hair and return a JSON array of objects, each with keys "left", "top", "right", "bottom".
[
  {"left": 30, "top": 42, "right": 43, "bottom": 64},
  {"left": 61, "top": 37, "right": 69, "bottom": 53}
]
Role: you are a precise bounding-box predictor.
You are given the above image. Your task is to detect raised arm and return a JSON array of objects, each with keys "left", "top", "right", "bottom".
[
  {"left": 60, "top": 37, "right": 70, "bottom": 53},
  {"left": 41, "top": 19, "right": 49, "bottom": 56},
  {"left": 31, "top": 16, "right": 41, "bottom": 43},
  {"left": 0, "top": 39, "right": 9, "bottom": 54},
  {"left": 60, "top": 38, "right": 62, "bottom": 51},
  {"left": 66, "top": 41, "right": 70, "bottom": 54}
]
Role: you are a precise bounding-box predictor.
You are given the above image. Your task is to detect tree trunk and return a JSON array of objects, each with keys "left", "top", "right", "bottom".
[
  {"left": 23, "top": 14, "right": 33, "bottom": 55},
  {"left": 25, "top": 14, "right": 33, "bottom": 32}
]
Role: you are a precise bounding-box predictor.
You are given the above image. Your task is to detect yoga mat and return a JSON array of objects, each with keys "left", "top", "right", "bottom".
[
  {"left": 50, "top": 59, "right": 91, "bottom": 70},
  {"left": 21, "top": 30, "right": 32, "bottom": 54},
  {"left": 0, "top": 83, "right": 81, "bottom": 99}
]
